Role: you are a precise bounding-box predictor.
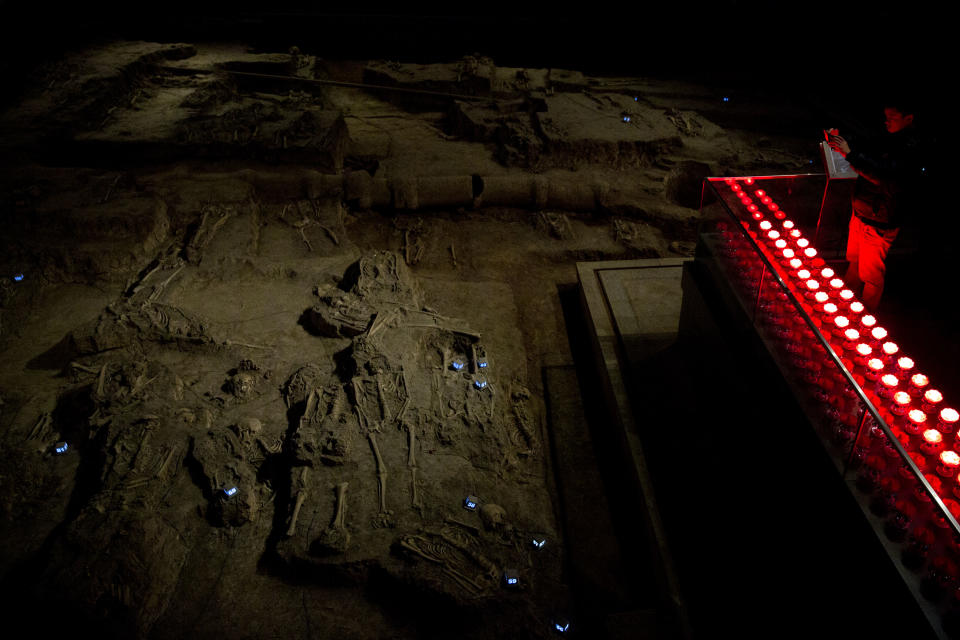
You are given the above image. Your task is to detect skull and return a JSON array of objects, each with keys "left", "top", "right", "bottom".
[
  {"left": 479, "top": 503, "right": 507, "bottom": 531},
  {"left": 234, "top": 417, "right": 263, "bottom": 442},
  {"left": 227, "top": 372, "right": 256, "bottom": 399}
]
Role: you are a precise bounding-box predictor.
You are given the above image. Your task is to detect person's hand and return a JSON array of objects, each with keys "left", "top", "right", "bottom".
[{"left": 828, "top": 135, "right": 851, "bottom": 157}]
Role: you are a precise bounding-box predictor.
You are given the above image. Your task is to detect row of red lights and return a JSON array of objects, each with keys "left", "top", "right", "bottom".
[{"left": 722, "top": 177, "right": 960, "bottom": 509}]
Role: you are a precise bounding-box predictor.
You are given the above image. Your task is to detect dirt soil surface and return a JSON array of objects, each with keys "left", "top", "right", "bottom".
[{"left": 0, "top": 41, "right": 820, "bottom": 639}]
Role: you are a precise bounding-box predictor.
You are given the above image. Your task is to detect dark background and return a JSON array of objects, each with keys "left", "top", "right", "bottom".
[{"left": 0, "top": 1, "right": 941, "bottom": 108}]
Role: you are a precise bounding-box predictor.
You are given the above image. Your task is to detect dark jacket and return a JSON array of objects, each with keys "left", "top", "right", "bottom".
[{"left": 846, "top": 127, "right": 922, "bottom": 228}]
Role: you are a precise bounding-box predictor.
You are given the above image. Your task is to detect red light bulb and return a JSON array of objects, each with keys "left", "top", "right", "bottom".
[
  {"left": 905, "top": 409, "right": 928, "bottom": 435},
  {"left": 822, "top": 302, "right": 838, "bottom": 314},
  {"left": 754, "top": 189, "right": 766, "bottom": 197},
  {"left": 789, "top": 258, "right": 803, "bottom": 269},
  {"left": 922, "top": 429, "right": 944, "bottom": 456},
  {"left": 767, "top": 230, "right": 780, "bottom": 240},
  {"left": 744, "top": 178, "right": 754, "bottom": 185},
  {"left": 844, "top": 328, "right": 860, "bottom": 342},
  {"left": 731, "top": 183, "right": 742, "bottom": 191},
  {"left": 761, "top": 196, "right": 773, "bottom": 204},
  {"left": 829, "top": 278, "right": 845, "bottom": 290},
  {"left": 866, "top": 358, "right": 884, "bottom": 380},
  {"left": 789, "top": 229, "right": 802, "bottom": 238},
  {"left": 814, "top": 292, "right": 829, "bottom": 304},
  {"left": 849, "top": 301, "right": 865, "bottom": 314},
  {"left": 806, "top": 279, "right": 820, "bottom": 290},
  {"left": 747, "top": 204, "right": 758, "bottom": 212},
  {"left": 910, "top": 373, "right": 929, "bottom": 390},
  {"left": 940, "top": 408, "right": 960, "bottom": 431},
  {"left": 768, "top": 203, "right": 780, "bottom": 211},
  {"left": 937, "top": 450, "right": 960, "bottom": 477},
  {"left": 775, "top": 239, "right": 787, "bottom": 249},
  {"left": 820, "top": 267, "right": 835, "bottom": 279},
  {"left": 834, "top": 316, "right": 850, "bottom": 329},
  {"left": 892, "top": 391, "right": 912, "bottom": 415},
  {"left": 782, "top": 220, "right": 795, "bottom": 229},
  {"left": 839, "top": 289, "right": 854, "bottom": 301},
  {"left": 923, "top": 389, "right": 944, "bottom": 412},
  {"left": 897, "top": 357, "right": 915, "bottom": 372},
  {"left": 759, "top": 220, "right": 772, "bottom": 230},
  {"left": 878, "top": 374, "right": 899, "bottom": 399},
  {"left": 798, "top": 239, "right": 811, "bottom": 249},
  {"left": 872, "top": 326, "right": 889, "bottom": 341},
  {"left": 797, "top": 269, "right": 812, "bottom": 280},
  {"left": 752, "top": 212, "right": 764, "bottom": 220}
]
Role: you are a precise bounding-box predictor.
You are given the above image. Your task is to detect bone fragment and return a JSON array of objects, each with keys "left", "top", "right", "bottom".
[
  {"left": 286, "top": 488, "right": 308, "bottom": 537},
  {"left": 316, "top": 223, "right": 339, "bottom": 246},
  {"left": 222, "top": 339, "right": 273, "bottom": 350},
  {"left": 368, "top": 432, "right": 389, "bottom": 515},
  {"left": 375, "top": 375, "right": 392, "bottom": 423},
  {"left": 332, "top": 482, "right": 348, "bottom": 529},
  {"left": 155, "top": 446, "right": 178, "bottom": 479},
  {"left": 449, "top": 243, "right": 457, "bottom": 267},
  {"left": 27, "top": 413, "right": 52, "bottom": 441},
  {"left": 444, "top": 515, "right": 480, "bottom": 535},
  {"left": 299, "top": 226, "right": 313, "bottom": 252},
  {"left": 444, "top": 566, "right": 482, "bottom": 594},
  {"left": 148, "top": 264, "right": 185, "bottom": 302}
]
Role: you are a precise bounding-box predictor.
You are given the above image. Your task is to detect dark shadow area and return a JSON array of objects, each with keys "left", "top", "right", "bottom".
[
  {"left": 637, "top": 263, "right": 939, "bottom": 638},
  {"left": 549, "top": 283, "right": 671, "bottom": 638}
]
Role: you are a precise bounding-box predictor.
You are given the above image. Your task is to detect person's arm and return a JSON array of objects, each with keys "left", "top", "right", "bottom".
[{"left": 830, "top": 134, "right": 914, "bottom": 187}]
